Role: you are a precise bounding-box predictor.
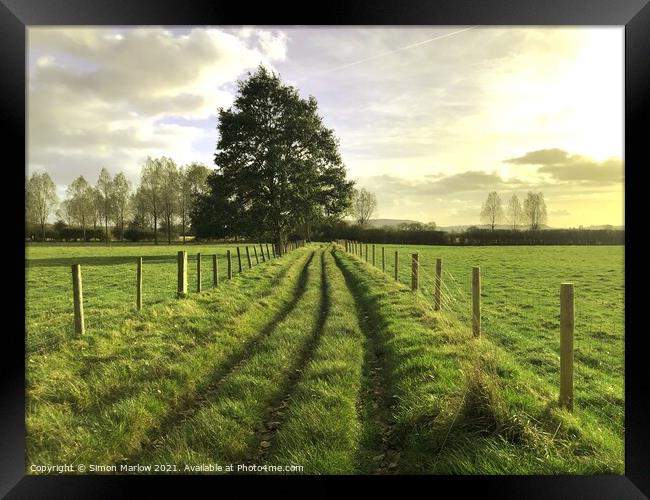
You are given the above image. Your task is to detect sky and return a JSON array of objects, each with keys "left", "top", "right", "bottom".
[{"left": 27, "top": 26, "right": 624, "bottom": 227}]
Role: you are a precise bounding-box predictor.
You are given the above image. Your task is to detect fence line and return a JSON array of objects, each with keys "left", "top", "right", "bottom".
[{"left": 335, "top": 239, "right": 598, "bottom": 416}]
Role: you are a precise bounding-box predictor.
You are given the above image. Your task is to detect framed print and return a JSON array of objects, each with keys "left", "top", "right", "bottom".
[{"left": 3, "top": 0, "right": 648, "bottom": 496}]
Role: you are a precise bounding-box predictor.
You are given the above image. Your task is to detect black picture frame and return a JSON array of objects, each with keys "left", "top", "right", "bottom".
[{"left": 3, "top": 0, "right": 648, "bottom": 497}]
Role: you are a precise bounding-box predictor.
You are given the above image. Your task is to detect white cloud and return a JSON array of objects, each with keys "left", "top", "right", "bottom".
[{"left": 27, "top": 26, "right": 288, "bottom": 186}]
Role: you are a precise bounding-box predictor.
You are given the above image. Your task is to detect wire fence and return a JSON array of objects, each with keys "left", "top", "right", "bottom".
[
  {"left": 339, "top": 240, "right": 624, "bottom": 435},
  {"left": 26, "top": 240, "right": 308, "bottom": 357}
]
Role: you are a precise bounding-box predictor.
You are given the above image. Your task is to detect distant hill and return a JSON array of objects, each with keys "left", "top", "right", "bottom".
[{"left": 367, "top": 218, "right": 423, "bottom": 228}]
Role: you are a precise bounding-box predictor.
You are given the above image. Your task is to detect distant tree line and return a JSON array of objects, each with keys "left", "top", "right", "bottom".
[
  {"left": 26, "top": 160, "right": 211, "bottom": 243},
  {"left": 481, "top": 191, "right": 548, "bottom": 231},
  {"left": 314, "top": 221, "right": 623, "bottom": 246}
]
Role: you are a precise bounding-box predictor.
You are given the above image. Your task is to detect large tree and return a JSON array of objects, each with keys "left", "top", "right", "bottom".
[
  {"left": 26, "top": 171, "right": 58, "bottom": 241},
  {"left": 523, "top": 192, "right": 548, "bottom": 230},
  {"left": 96, "top": 168, "right": 114, "bottom": 241},
  {"left": 196, "top": 66, "right": 354, "bottom": 252},
  {"left": 351, "top": 188, "right": 377, "bottom": 226},
  {"left": 480, "top": 191, "right": 504, "bottom": 231},
  {"left": 112, "top": 172, "right": 132, "bottom": 241},
  {"left": 179, "top": 162, "right": 210, "bottom": 243},
  {"left": 507, "top": 194, "right": 523, "bottom": 230},
  {"left": 66, "top": 175, "right": 94, "bottom": 240}
]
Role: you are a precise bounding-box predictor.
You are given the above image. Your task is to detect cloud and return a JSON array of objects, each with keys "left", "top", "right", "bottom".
[
  {"left": 503, "top": 148, "right": 623, "bottom": 184},
  {"left": 504, "top": 148, "right": 569, "bottom": 165},
  {"left": 27, "top": 27, "right": 288, "bottom": 186},
  {"left": 359, "top": 170, "right": 524, "bottom": 198}
]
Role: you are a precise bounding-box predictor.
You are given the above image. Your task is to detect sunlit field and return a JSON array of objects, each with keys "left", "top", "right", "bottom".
[{"left": 25, "top": 242, "right": 624, "bottom": 474}]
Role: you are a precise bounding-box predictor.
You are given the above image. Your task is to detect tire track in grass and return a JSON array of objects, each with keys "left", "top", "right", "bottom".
[
  {"left": 258, "top": 248, "right": 365, "bottom": 474},
  {"left": 332, "top": 248, "right": 401, "bottom": 474},
  {"left": 140, "top": 249, "right": 325, "bottom": 468},
  {"left": 247, "top": 246, "right": 331, "bottom": 467},
  {"left": 120, "top": 250, "right": 315, "bottom": 465},
  {"left": 28, "top": 249, "right": 315, "bottom": 467}
]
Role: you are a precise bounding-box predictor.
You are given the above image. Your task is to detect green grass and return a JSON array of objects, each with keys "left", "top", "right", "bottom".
[
  {"left": 26, "top": 241, "right": 275, "bottom": 355},
  {"left": 353, "top": 244, "right": 624, "bottom": 440},
  {"left": 25, "top": 241, "right": 624, "bottom": 474},
  {"left": 335, "top": 247, "right": 623, "bottom": 473},
  {"left": 26, "top": 242, "right": 308, "bottom": 465}
]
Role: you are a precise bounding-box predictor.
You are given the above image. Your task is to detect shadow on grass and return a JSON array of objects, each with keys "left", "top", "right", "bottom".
[
  {"left": 122, "top": 250, "right": 316, "bottom": 464},
  {"left": 332, "top": 249, "right": 401, "bottom": 474},
  {"left": 248, "top": 248, "right": 329, "bottom": 465}
]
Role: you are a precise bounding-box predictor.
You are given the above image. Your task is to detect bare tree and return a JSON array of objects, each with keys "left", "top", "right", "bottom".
[
  {"left": 480, "top": 191, "right": 504, "bottom": 230},
  {"left": 56, "top": 198, "right": 73, "bottom": 227},
  {"left": 27, "top": 171, "right": 58, "bottom": 241},
  {"left": 112, "top": 172, "right": 132, "bottom": 240},
  {"left": 179, "top": 162, "right": 210, "bottom": 243},
  {"left": 96, "top": 168, "right": 114, "bottom": 241},
  {"left": 91, "top": 187, "right": 102, "bottom": 236},
  {"left": 523, "top": 192, "right": 548, "bottom": 230},
  {"left": 67, "top": 175, "right": 94, "bottom": 240},
  {"left": 507, "top": 194, "right": 523, "bottom": 230},
  {"left": 159, "top": 157, "right": 180, "bottom": 244},
  {"left": 139, "top": 157, "right": 163, "bottom": 245},
  {"left": 351, "top": 188, "right": 377, "bottom": 226}
]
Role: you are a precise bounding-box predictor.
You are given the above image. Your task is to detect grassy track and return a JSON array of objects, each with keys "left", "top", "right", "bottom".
[
  {"left": 336, "top": 246, "right": 622, "bottom": 473},
  {"left": 355, "top": 244, "right": 624, "bottom": 442},
  {"left": 25, "top": 242, "right": 623, "bottom": 474},
  {"left": 139, "top": 248, "right": 325, "bottom": 467},
  {"left": 27, "top": 245, "right": 310, "bottom": 465},
  {"left": 263, "top": 249, "right": 365, "bottom": 473}
]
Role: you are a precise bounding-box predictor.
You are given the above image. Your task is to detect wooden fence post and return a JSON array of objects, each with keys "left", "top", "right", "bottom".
[
  {"left": 435, "top": 258, "right": 442, "bottom": 311},
  {"left": 382, "top": 247, "right": 385, "bottom": 272},
  {"left": 266, "top": 243, "right": 271, "bottom": 260},
  {"left": 237, "top": 247, "right": 242, "bottom": 273},
  {"left": 253, "top": 246, "right": 259, "bottom": 264},
  {"left": 196, "top": 253, "right": 202, "bottom": 293},
  {"left": 560, "top": 283, "right": 575, "bottom": 411},
  {"left": 272, "top": 244, "right": 277, "bottom": 259},
  {"left": 394, "top": 251, "right": 399, "bottom": 281},
  {"left": 227, "top": 250, "right": 232, "bottom": 279},
  {"left": 213, "top": 254, "right": 219, "bottom": 287},
  {"left": 411, "top": 253, "right": 419, "bottom": 291},
  {"left": 260, "top": 243, "right": 266, "bottom": 262},
  {"left": 177, "top": 251, "right": 187, "bottom": 298},
  {"left": 365, "top": 244, "right": 368, "bottom": 262},
  {"left": 136, "top": 257, "right": 142, "bottom": 311},
  {"left": 246, "top": 246, "right": 252, "bottom": 268},
  {"left": 472, "top": 266, "right": 481, "bottom": 337},
  {"left": 71, "top": 264, "right": 85, "bottom": 334},
  {"left": 372, "top": 244, "right": 376, "bottom": 266}
]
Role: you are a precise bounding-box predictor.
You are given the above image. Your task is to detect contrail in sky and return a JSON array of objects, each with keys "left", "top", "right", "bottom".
[{"left": 318, "top": 26, "right": 480, "bottom": 75}]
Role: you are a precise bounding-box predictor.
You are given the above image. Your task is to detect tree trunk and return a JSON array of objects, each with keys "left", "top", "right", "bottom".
[
  {"left": 154, "top": 214, "right": 158, "bottom": 245},
  {"left": 41, "top": 221, "right": 45, "bottom": 242},
  {"left": 275, "top": 228, "right": 283, "bottom": 257},
  {"left": 168, "top": 217, "right": 172, "bottom": 244},
  {"left": 105, "top": 216, "right": 109, "bottom": 242},
  {"left": 182, "top": 212, "right": 186, "bottom": 244}
]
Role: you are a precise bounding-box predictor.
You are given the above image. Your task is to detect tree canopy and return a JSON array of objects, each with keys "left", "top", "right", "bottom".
[{"left": 192, "top": 66, "right": 354, "bottom": 250}]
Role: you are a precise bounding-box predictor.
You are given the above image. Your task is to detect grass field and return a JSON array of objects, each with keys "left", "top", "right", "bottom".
[{"left": 25, "top": 242, "right": 624, "bottom": 474}]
